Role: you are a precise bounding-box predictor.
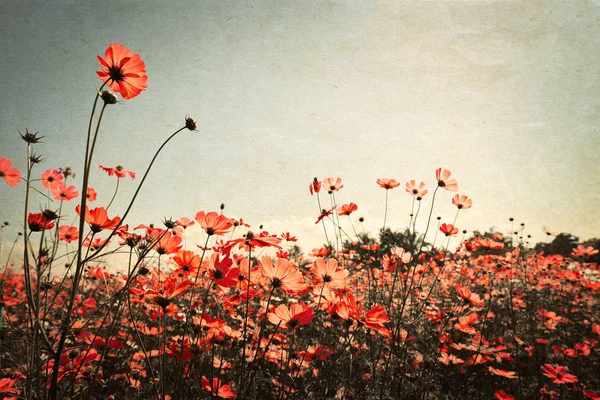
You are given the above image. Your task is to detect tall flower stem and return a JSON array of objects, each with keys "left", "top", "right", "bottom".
[
  {"left": 383, "top": 189, "right": 389, "bottom": 230},
  {"left": 49, "top": 97, "right": 107, "bottom": 399},
  {"left": 417, "top": 186, "right": 439, "bottom": 254},
  {"left": 240, "top": 287, "right": 276, "bottom": 398},
  {"left": 177, "top": 235, "right": 212, "bottom": 394},
  {"left": 315, "top": 192, "right": 331, "bottom": 248},
  {"left": 105, "top": 177, "right": 120, "bottom": 210},
  {"left": 431, "top": 219, "right": 441, "bottom": 250},
  {"left": 408, "top": 196, "right": 416, "bottom": 231},
  {"left": 21, "top": 142, "right": 37, "bottom": 399},
  {"left": 239, "top": 246, "right": 253, "bottom": 392},
  {"left": 451, "top": 208, "right": 460, "bottom": 226},
  {"left": 347, "top": 215, "right": 359, "bottom": 239},
  {"left": 292, "top": 283, "right": 325, "bottom": 380},
  {"left": 82, "top": 126, "right": 187, "bottom": 263}
]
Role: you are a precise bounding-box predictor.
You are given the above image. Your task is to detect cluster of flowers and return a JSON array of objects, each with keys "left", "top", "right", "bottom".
[{"left": 1, "top": 43, "right": 599, "bottom": 400}]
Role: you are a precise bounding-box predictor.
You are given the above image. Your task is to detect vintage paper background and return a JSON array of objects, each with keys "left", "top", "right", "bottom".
[{"left": 1, "top": 0, "right": 598, "bottom": 255}]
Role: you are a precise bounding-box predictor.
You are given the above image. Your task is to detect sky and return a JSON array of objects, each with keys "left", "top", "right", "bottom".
[{"left": 1, "top": 0, "right": 599, "bottom": 260}]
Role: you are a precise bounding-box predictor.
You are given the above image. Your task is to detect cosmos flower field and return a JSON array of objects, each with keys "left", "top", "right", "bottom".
[{"left": 0, "top": 44, "right": 599, "bottom": 400}]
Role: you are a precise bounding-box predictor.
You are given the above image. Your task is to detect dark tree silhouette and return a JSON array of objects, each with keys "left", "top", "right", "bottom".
[{"left": 534, "top": 232, "right": 579, "bottom": 257}]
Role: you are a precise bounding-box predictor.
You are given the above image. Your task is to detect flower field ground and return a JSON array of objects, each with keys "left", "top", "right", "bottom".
[{"left": 0, "top": 43, "right": 599, "bottom": 400}]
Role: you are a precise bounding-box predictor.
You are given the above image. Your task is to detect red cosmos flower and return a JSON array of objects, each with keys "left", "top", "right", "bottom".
[
  {"left": 438, "top": 352, "right": 464, "bottom": 365},
  {"left": 452, "top": 194, "right": 472, "bottom": 210},
  {"left": 76, "top": 205, "right": 120, "bottom": 233},
  {"left": 489, "top": 367, "right": 518, "bottom": 379},
  {"left": 315, "top": 206, "right": 336, "bottom": 224},
  {"left": 51, "top": 182, "right": 79, "bottom": 201},
  {"left": 86, "top": 187, "right": 97, "bottom": 202},
  {"left": 28, "top": 213, "right": 55, "bottom": 231},
  {"left": 72, "top": 295, "right": 97, "bottom": 315},
  {"left": 455, "top": 284, "right": 485, "bottom": 307},
  {"left": 492, "top": 232, "right": 503, "bottom": 241},
  {"left": 201, "top": 376, "right": 236, "bottom": 399},
  {"left": 268, "top": 303, "right": 314, "bottom": 329},
  {"left": 276, "top": 250, "right": 290, "bottom": 259},
  {"left": 176, "top": 217, "right": 195, "bottom": 229},
  {"left": 435, "top": 168, "right": 458, "bottom": 192},
  {"left": 281, "top": 232, "right": 297, "bottom": 242},
  {"left": 40, "top": 168, "right": 63, "bottom": 190},
  {"left": 322, "top": 177, "right": 343, "bottom": 193},
  {"left": 145, "top": 277, "right": 194, "bottom": 309},
  {"left": 338, "top": 203, "right": 358, "bottom": 216},
  {"left": 540, "top": 364, "right": 578, "bottom": 384},
  {"left": 0, "top": 157, "right": 21, "bottom": 187},
  {"left": 311, "top": 257, "right": 349, "bottom": 290},
  {"left": 44, "top": 349, "right": 100, "bottom": 387},
  {"left": 154, "top": 231, "right": 182, "bottom": 255},
  {"left": 195, "top": 211, "right": 233, "bottom": 236},
  {"left": 310, "top": 247, "right": 331, "bottom": 257},
  {"left": 574, "top": 343, "right": 591, "bottom": 356},
  {"left": 405, "top": 180, "right": 428, "bottom": 199},
  {"left": 474, "top": 237, "right": 504, "bottom": 250},
  {"left": 58, "top": 225, "right": 79, "bottom": 243},
  {"left": 334, "top": 293, "right": 391, "bottom": 338},
  {"left": 258, "top": 256, "right": 307, "bottom": 294},
  {"left": 221, "top": 231, "right": 282, "bottom": 255},
  {"left": 298, "top": 344, "right": 334, "bottom": 363},
  {"left": 0, "top": 375, "right": 21, "bottom": 396},
  {"left": 384, "top": 247, "right": 413, "bottom": 271},
  {"left": 571, "top": 245, "right": 599, "bottom": 257},
  {"left": 96, "top": 43, "right": 148, "bottom": 100},
  {"left": 309, "top": 177, "right": 321, "bottom": 196},
  {"left": 584, "top": 390, "right": 600, "bottom": 400},
  {"left": 377, "top": 178, "right": 400, "bottom": 190},
  {"left": 99, "top": 164, "right": 135, "bottom": 179},
  {"left": 494, "top": 390, "right": 515, "bottom": 400},
  {"left": 362, "top": 305, "right": 391, "bottom": 338},
  {"left": 172, "top": 250, "right": 201, "bottom": 277},
  {"left": 83, "top": 237, "right": 110, "bottom": 250},
  {"left": 195, "top": 313, "right": 226, "bottom": 333},
  {"left": 204, "top": 253, "right": 239, "bottom": 288},
  {"left": 439, "top": 223, "right": 458, "bottom": 236},
  {"left": 87, "top": 265, "right": 110, "bottom": 280}
]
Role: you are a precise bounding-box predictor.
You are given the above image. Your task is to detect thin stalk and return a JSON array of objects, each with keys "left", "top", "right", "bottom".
[
  {"left": 417, "top": 187, "right": 439, "bottom": 254},
  {"left": 383, "top": 189, "right": 389, "bottom": 230},
  {"left": 83, "top": 126, "right": 187, "bottom": 264},
  {"left": 315, "top": 191, "right": 330, "bottom": 247},
  {"left": 239, "top": 246, "right": 253, "bottom": 392},
  {"left": 105, "top": 177, "right": 120, "bottom": 210}
]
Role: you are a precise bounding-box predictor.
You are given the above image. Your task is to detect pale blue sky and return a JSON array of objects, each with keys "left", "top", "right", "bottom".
[{"left": 1, "top": 0, "right": 599, "bottom": 254}]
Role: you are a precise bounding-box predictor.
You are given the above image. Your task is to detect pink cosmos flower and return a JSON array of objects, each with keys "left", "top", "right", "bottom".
[
  {"left": 436, "top": 168, "right": 458, "bottom": 192},
  {"left": 0, "top": 157, "right": 21, "bottom": 187}
]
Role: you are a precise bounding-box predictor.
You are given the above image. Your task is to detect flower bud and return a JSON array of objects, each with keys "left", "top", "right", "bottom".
[
  {"left": 42, "top": 209, "right": 59, "bottom": 221},
  {"left": 163, "top": 218, "right": 176, "bottom": 229},
  {"left": 30, "top": 153, "right": 44, "bottom": 164},
  {"left": 185, "top": 116, "right": 197, "bottom": 131},
  {"left": 101, "top": 90, "right": 118, "bottom": 105}
]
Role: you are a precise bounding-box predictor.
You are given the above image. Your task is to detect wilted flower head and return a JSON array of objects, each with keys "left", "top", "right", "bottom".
[
  {"left": 185, "top": 116, "right": 197, "bottom": 131},
  {"left": 20, "top": 128, "right": 44, "bottom": 144}
]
